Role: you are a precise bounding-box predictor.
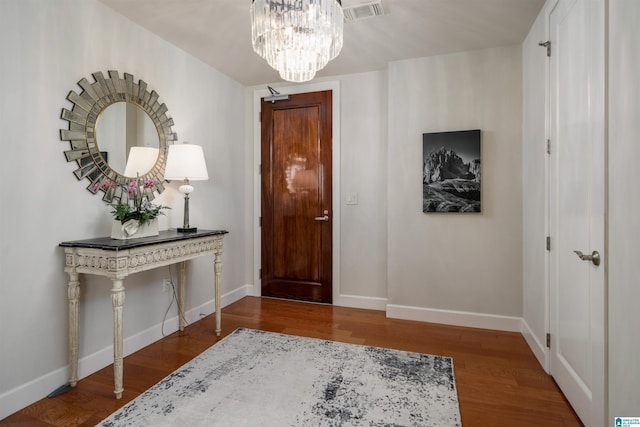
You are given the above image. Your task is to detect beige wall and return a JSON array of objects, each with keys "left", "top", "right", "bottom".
[
  {"left": 608, "top": 0, "right": 640, "bottom": 417},
  {"left": 386, "top": 46, "right": 524, "bottom": 323},
  {"left": 0, "top": 0, "right": 246, "bottom": 418},
  {"left": 337, "top": 71, "right": 389, "bottom": 302}
]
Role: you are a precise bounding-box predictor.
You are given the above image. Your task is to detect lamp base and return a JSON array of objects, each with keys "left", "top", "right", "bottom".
[{"left": 177, "top": 227, "right": 198, "bottom": 233}]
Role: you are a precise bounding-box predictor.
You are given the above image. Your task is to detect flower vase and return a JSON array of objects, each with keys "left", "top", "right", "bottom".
[{"left": 111, "top": 218, "right": 159, "bottom": 240}]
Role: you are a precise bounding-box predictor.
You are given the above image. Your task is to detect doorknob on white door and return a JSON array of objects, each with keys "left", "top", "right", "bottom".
[{"left": 573, "top": 250, "right": 601, "bottom": 266}]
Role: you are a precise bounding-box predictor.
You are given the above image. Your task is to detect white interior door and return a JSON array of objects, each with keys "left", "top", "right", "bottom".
[{"left": 548, "top": 0, "right": 605, "bottom": 426}]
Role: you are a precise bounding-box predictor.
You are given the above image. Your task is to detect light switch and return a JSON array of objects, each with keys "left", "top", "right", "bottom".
[{"left": 346, "top": 192, "right": 358, "bottom": 205}]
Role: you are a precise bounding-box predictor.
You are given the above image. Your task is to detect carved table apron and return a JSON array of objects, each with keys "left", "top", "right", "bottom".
[{"left": 59, "top": 229, "right": 227, "bottom": 399}]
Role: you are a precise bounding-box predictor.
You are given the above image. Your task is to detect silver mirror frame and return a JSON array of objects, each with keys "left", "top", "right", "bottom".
[{"left": 60, "top": 70, "right": 177, "bottom": 202}]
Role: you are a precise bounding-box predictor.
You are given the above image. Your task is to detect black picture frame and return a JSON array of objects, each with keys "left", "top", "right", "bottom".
[{"left": 422, "top": 130, "right": 481, "bottom": 213}]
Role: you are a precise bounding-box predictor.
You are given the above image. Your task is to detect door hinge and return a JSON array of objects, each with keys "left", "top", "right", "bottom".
[
  {"left": 546, "top": 236, "right": 551, "bottom": 251},
  {"left": 259, "top": 268, "right": 262, "bottom": 279},
  {"left": 546, "top": 333, "right": 551, "bottom": 348},
  {"left": 259, "top": 164, "right": 262, "bottom": 175},
  {"left": 539, "top": 40, "right": 551, "bottom": 57},
  {"left": 259, "top": 216, "right": 262, "bottom": 227},
  {"left": 259, "top": 111, "right": 261, "bottom": 122},
  {"left": 546, "top": 139, "right": 551, "bottom": 155}
]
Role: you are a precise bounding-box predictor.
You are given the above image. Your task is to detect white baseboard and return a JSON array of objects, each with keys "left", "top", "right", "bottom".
[
  {"left": 386, "top": 304, "right": 522, "bottom": 332},
  {"left": 0, "top": 364, "right": 69, "bottom": 422},
  {"left": 521, "top": 319, "right": 549, "bottom": 373},
  {"left": 333, "top": 294, "right": 387, "bottom": 311},
  {"left": 0, "top": 284, "right": 251, "bottom": 422},
  {"left": 220, "top": 284, "right": 252, "bottom": 307}
]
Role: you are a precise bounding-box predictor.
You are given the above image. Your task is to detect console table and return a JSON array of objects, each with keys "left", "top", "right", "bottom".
[{"left": 59, "top": 229, "right": 228, "bottom": 399}]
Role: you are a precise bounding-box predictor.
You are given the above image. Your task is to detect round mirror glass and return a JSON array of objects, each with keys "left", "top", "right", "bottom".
[{"left": 95, "top": 102, "right": 160, "bottom": 177}]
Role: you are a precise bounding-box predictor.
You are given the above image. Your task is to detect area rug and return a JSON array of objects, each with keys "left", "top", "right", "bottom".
[{"left": 98, "top": 328, "right": 461, "bottom": 426}]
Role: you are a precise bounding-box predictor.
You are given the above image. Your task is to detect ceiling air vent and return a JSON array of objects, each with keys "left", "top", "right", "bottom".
[{"left": 343, "top": 1, "right": 386, "bottom": 22}]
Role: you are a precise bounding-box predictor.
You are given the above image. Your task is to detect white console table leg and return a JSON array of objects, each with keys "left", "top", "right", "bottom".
[
  {"left": 67, "top": 272, "right": 80, "bottom": 388},
  {"left": 214, "top": 252, "right": 222, "bottom": 336},
  {"left": 111, "top": 278, "right": 125, "bottom": 399},
  {"left": 178, "top": 261, "right": 186, "bottom": 331}
]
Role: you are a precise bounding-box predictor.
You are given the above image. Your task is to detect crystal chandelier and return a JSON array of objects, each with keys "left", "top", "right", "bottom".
[{"left": 250, "top": 0, "right": 344, "bottom": 83}]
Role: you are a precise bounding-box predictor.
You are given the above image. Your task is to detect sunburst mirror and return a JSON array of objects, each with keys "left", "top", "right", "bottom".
[{"left": 60, "top": 70, "right": 177, "bottom": 202}]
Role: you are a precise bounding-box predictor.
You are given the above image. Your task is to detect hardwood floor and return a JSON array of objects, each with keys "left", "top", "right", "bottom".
[{"left": 1, "top": 296, "right": 582, "bottom": 426}]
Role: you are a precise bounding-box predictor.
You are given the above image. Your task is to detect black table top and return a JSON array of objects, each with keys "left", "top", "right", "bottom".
[{"left": 59, "top": 229, "right": 228, "bottom": 250}]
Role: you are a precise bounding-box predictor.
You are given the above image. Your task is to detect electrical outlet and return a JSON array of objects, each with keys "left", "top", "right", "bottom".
[{"left": 163, "top": 279, "right": 172, "bottom": 293}]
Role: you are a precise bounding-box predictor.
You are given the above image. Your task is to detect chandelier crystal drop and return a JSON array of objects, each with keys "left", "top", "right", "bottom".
[{"left": 250, "top": 0, "right": 344, "bottom": 83}]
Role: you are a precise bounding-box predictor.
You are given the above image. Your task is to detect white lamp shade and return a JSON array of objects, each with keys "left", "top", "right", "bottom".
[
  {"left": 123, "top": 146, "right": 159, "bottom": 177},
  {"left": 164, "top": 144, "right": 209, "bottom": 181}
]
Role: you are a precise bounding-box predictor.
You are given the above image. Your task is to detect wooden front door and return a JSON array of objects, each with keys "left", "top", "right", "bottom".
[{"left": 260, "top": 90, "right": 333, "bottom": 303}]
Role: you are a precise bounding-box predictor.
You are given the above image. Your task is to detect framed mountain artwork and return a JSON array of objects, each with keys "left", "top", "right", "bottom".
[{"left": 422, "top": 129, "right": 481, "bottom": 213}]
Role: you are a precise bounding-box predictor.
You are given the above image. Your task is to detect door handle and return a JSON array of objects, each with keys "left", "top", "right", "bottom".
[
  {"left": 314, "top": 210, "right": 330, "bottom": 222},
  {"left": 573, "top": 250, "right": 601, "bottom": 266}
]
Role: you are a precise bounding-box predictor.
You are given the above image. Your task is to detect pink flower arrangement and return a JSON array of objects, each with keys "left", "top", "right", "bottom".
[{"left": 109, "top": 175, "right": 169, "bottom": 225}]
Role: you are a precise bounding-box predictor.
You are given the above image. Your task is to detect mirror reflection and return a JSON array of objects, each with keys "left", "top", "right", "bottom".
[{"left": 96, "top": 102, "right": 160, "bottom": 177}]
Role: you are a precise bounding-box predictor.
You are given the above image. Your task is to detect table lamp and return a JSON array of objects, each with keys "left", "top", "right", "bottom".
[{"left": 164, "top": 143, "right": 209, "bottom": 232}]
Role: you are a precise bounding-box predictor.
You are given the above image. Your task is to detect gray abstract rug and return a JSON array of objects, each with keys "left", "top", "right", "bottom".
[{"left": 99, "top": 328, "right": 461, "bottom": 426}]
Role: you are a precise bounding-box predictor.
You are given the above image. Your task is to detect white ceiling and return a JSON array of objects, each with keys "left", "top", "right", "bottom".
[{"left": 98, "top": 0, "right": 545, "bottom": 86}]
